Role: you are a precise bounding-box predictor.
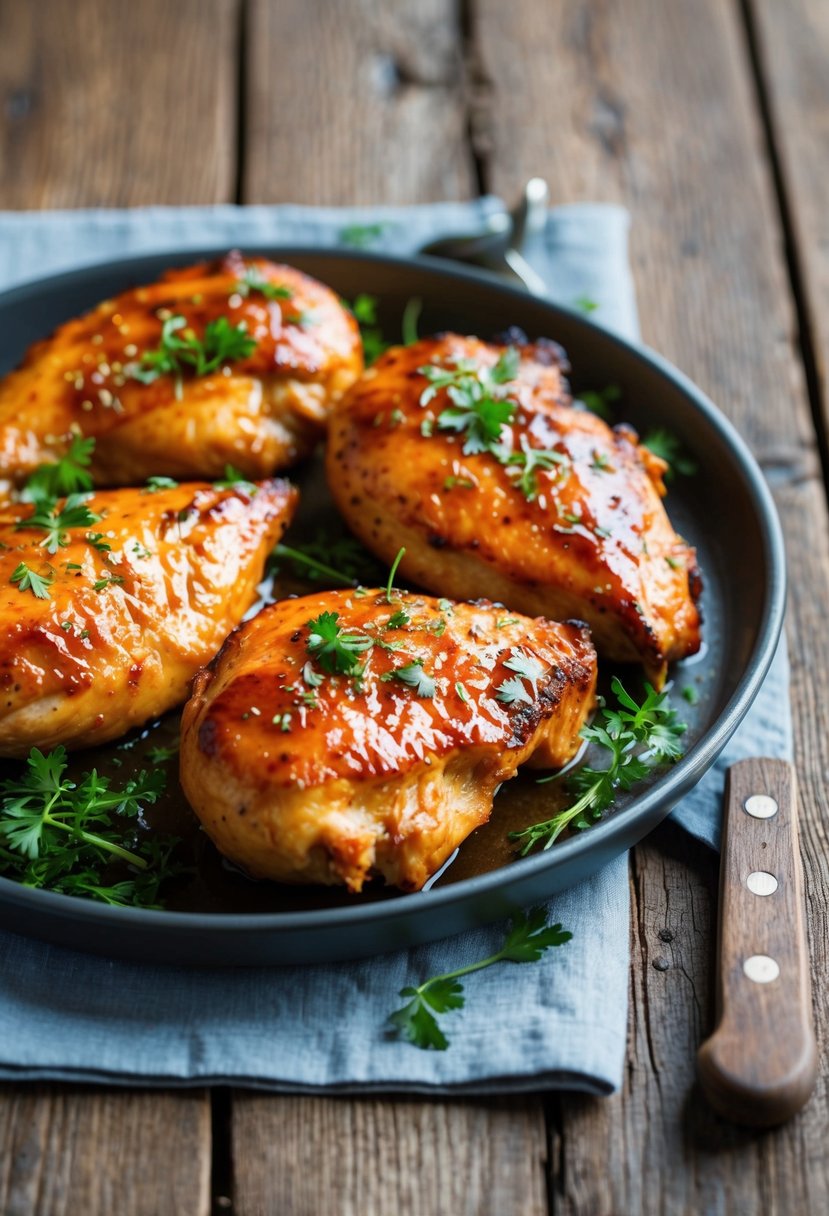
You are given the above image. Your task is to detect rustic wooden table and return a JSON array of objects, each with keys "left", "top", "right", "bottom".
[{"left": 1, "top": 1, "right": 827, "bottom": 1212}]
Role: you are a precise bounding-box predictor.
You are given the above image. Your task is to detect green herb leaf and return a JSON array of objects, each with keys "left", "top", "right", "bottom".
[
  {"left": 235, "top": 266, "right": 292, "bottom": 301},
  {"left": 144, "top": 475, "right": 179, "bottom": 492},
  {"left": 22, "top": 435, "right": 95, "bottom": 502},
  {"left": 306, "top": 611, "right": 373, "bottom": 676},
  {"left": 339, "top": 222, "right": 390, "bottom": 248},
  {"left": 381, "top": 661, "right": 435, "bottom": 698},
  {"left": 213, "top": 465, "right": 257, "bottom": 493},
  {"left": 10, "top": 561, "right": 53, "bottom": 599},
  {"left": 14, "top": 493, "right": 102, "bottom": 555},
  {"left": 511, "top": 678, "right": 687, "bottom": 853},
  {"left": 388, "top": 908, "right": 571, "bottom": 1050},
  {"left": 578, "top": 385, "right": 621, "bottom": 422},
  {"left": 127, "top": 314, "right": 257, "bottom": 384},
  {"left": 641, "top": 428, "right": 698, "bottom": 481}
]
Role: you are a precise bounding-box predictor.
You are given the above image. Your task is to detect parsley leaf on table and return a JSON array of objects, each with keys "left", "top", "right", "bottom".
[
  {"left": 510, "top": 677, "right": 687, "bottom": 854},
  {"left": 389, "top": 908, "right": 572, "bottom": 1050}
]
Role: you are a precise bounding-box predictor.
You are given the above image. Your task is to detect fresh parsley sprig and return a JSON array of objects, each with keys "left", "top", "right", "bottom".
[
  {"left": 272, "top": 532, "right": 385, "bottom": 588},
  {"left": 127, "top": 314, "right": 257, "bottom": 385},
  {"left": 14, "top": 494, "right": 102, "bottom": 554},
  {"left": 389, "top": 908, "right": 572, "bottom": 1050},
  {"left": 305, "top": 611, "right": 373, "bottom": 676},
  {"left": 380, "top": 660, "right": 435, "bottom": 698},
  {"left": 234, "top": 266, "right": 292, "bottom": 301},
  {"left": 495, "top": 649, "right": 546, "bottom": 706},
  {"left": 502, "top": 443, "right": 568, "bottom": 501},
  {"left": 510, "top": 678, "right": 687, "bottom": 854},
  {"left": 10, "top": 562, "right": 53, "bottom": 599},
  {"left": 641, "top": 428, "right": 698, "bottom": 482},
  {"left": 420, "top": 347, "right": 520, "bottom": 455},
  {"left": 22, "top": 435, "right": 95, "bottom": 503},
  {"left": 0, "top": 748, "right": 182, "bottom": 908}
]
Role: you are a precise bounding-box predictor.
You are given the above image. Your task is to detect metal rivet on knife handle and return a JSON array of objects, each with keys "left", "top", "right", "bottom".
[{"left": 697, "top": 758, "right": 817, "bottom": 1127}]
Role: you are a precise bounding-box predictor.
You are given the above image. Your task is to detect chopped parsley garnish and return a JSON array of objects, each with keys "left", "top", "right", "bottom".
[
  {"left": 385, "top": 609, "right": 411, "bottom": 630},
  {"left": 213, "top": 465, "right": 257, "bottom": 493},
  {"left": 93, "top": 574, "right": 125, "bottom": 592},
  {"left": 511, "top": 678, "right": 687, "bottom": 853},
  {"left": 126, "top": 314, "right": 257, "bottom": 384},
  {"left": 144, "top": 475, "right": 179, "bottom": 492},
  {"left": 146, "top": 742, "right": 180, "bottom": 764},
  {"left": 578, "top": 384, "right": 620, "bottom": 422},
  {"left": 349, "top": 293, "right": 389, "bottom": 365},
  {"left": 85, "top": 532, "right": 111, "bottom": 553},
  {"left": 389, "top": 908, "right": 572, "bottom": 1050},
  {"left": 641, "top": 428, "right": 697, "bottom": 481},
  {"left": 381, "top": 661, "right": 435, "bottom": 698},
  {"left": 22, "top": 435, "right": 95, "bottom": 503},
  {"left": 682, "top": 685, "right": 699, "bottom": 705},
  {"left": 305, "top": 611, "right": 372, "bottom": 676},
  {"left": 10, "top": 562, "right": 53, "bottom": 599},
  {"left": 14, "top": 494, "right": 102, "bottom": 555},
  {"left": 234, "top": 266, "right": 291, "bottom": 301},
  {"left": 503, "top": 445, "right": 568, "bottom": 501},
  {"left": 574, "top": 296, "right": 598, "bottom": 314},
  {"left": 0, "top": 747, "right": 180, "bottom": 908},
  {"left": 420, "top": 347, "right": 519, "bottom": 455}
]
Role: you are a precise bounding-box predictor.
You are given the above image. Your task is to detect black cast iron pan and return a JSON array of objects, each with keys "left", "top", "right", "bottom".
[{"left": 0, "top": 249, "right": 785, "bottom": 965}]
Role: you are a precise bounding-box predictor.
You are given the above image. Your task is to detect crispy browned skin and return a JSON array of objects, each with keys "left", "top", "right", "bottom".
[
  {"left": 0, "top": 252, "right": 362, "bottom": 493},
  {"left": 180, "top": 590, "right": 597, "bottom": 892},
  {"left": 0, "top": 480, "right": 296, "bottom": 756},
  {"left": 327, "top": 335, "right": 701, "bottom": 680}
]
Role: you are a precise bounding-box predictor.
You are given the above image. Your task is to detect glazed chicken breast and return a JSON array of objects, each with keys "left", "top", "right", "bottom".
[
  {"left": 180, "top": 590, "right": 597, "bottom": 892},
  {"left": 327, "top": 335, "right": 701, "bottom": 682},
  {"left": 0, "top": 252, "right": 362, "bottom": 495},
  {"left": 0, "top": 479, "right": 296, "bottom": 755}
]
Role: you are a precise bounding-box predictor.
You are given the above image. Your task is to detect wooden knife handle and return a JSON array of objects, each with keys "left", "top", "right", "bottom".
[{"left": 697, "top": 758, "right": 817, "bottom": 1126}]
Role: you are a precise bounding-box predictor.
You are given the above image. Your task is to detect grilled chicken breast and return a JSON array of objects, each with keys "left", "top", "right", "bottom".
[
  {"left": 180, "top": 590, "right": 597, "bottom": 892},
  {"left": 0, "top": 252, "right": 362, "bottom": 494},
  {"left": 327, "top": 335, "right": 701, "bottom": 681},
  {"left": 0, "top": 479, "right": 296, "bottom": 755}
]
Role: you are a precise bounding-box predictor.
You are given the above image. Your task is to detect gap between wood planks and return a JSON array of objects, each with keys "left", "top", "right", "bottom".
[{"left": 738, "top": 0, "right": 829, "bottom": 506}]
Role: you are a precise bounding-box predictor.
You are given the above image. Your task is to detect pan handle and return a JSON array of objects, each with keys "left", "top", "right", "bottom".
[{"left": 697, "top": 757, "right": 817, "bottom": 1126}]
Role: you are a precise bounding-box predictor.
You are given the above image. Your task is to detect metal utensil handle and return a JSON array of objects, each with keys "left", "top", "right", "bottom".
[{"left": 697, "top": 758, "right": 817, "bottom": 1126}]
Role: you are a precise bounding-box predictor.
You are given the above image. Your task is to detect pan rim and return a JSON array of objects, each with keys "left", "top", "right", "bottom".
[{"left": 0, "top": 246, "right": 786, "bottom": 939}]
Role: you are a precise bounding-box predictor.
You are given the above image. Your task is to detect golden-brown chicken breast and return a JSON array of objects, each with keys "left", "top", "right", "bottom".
[
  {"left": 0, "top": 479, "right": 297, "bottom": 755},
  {"left": 0, "top": 252, "right": 362, "bottom": 493},
  {"left": 327, "top": 334, "right": 701, "bottom": 681},
  {"left": 180, "top": 590, "right": 597, "bottom": 892}
]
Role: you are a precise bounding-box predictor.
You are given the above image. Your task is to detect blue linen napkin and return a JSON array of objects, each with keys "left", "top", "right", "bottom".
[{"left": 0, "top": 204, "right": 790, "bottom": 1093}]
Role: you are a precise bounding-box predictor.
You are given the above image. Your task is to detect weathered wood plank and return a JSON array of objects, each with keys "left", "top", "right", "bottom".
[
  {"left": 749, "top": 0, "right": 829, "bottom": 437},
  {"left": 0, "top": 0, "right": 239, "bottom": 208},
  {"left": 472, "top": 0, "right": 829, "bottom": 1211},
  {"left": 0, "top": 1085, "right": 211, "bottom": 1216},
  {"left": 233, "top": 1095, "right": 547, "bottom": 1216},
  {"left": 243, "top": 0, "right": 476, "bottom": 204}
]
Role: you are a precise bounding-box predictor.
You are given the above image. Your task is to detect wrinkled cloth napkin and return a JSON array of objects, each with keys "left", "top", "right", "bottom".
[{"left": 0, "top": 203, "right": 790, "bottom": 1093}]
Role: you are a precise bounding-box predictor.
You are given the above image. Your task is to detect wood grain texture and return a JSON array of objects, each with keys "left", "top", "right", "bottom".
[
  {"left": 243, "top": 0, "right": 476, "bottom": 204},
  {"left": 0, "top": 1086, "right": 211, "bottom": 1216},
  {"left": 0, "top": 0, "right": 239, "bottom": 208},
  {"left": 750, "top": 0, "right": 829, "bottom": 433},
  {"left": 698, "top": 759, "right": 817, "bottom": 1126},
  {"left": 472, "top": 0, "right": 829, "bottom": 1209},
  {"left": 232, "top": 1095, "right": 547, "bottom": 1216}
]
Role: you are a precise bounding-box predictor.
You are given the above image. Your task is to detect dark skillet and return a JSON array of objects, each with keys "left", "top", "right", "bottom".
[{"left": 0, "top": 249, "right": 785, "bottom": 965}]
